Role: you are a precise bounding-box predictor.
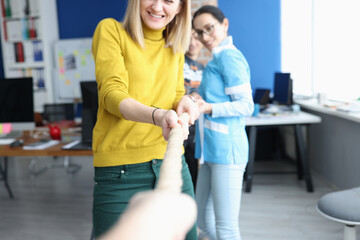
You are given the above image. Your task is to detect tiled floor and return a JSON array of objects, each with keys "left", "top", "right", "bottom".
[{"left": 0, "top": 157, "right": 359, "bottom": 239}]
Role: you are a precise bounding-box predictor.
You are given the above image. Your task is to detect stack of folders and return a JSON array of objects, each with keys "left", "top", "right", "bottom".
[{"left": 23, "top": 139, "right": 59, "bottom": 150}]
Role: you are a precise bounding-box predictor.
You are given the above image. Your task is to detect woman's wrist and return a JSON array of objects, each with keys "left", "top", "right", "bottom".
[
  {"left": 153, "top": 108, "right": 168, "bottom": 127},
  {"left": 186, "top": 95, "right": 196, "bottom": 103},
  {"left": 152, "top": 107, "right": 161, "bottom": 126}
]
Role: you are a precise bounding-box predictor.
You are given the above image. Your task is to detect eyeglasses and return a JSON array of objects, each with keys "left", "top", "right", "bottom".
[{"left": 193, "top": 23, "right": 218, "bottom": 40}]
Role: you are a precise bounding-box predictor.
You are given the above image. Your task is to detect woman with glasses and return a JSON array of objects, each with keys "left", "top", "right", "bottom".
[
  {"left": 191, "top": 5, "right": 254, "bottom": 240},
  {"left": 91, "top": 0, "right": 199, "bottom": 239}
]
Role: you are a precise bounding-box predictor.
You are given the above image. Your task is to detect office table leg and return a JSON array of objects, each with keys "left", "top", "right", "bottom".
[
  {"left": 294, "top": 125, "right": 314, "bottom": 192},
  {"left": 296, "top": 132, "right": 304, "bottom": 180},
  {"left": 28, "top": 156, "right": 82, "bottom": 176},
  {"left": 0, "top": 157, "right": 14, "bottom": 199},
  {"left": 245, "top": 126, "right": 257, "bottom": 193}
]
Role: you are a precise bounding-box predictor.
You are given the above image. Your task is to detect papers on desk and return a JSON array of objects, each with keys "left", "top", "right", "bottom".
[
  {"left": 260, "top": 104, "right": 296, "bottom": 116},
  {"left": 61, "top": 140, "right": 80, "bottom": 149},
  {"left": 23, "top": 140, "right": 60, "bottom": 150},
  {"left": 0, "top": 139, "right": 16, "bottom": 145},
  {"left": 322, "top": 100, "right": 360, "bottom": 113},
  {"left": 336, "top": 104, "right": 360, "bottom": 113},
  {"left": 246, "top": 111, "right": 321, "bottom": 126}
]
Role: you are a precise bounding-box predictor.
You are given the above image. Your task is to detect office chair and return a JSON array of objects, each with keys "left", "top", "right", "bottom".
[
  {"left": 317, "top": 187, "right": 360, "bottom": 240},
  {"left": 29, "top": 103, "right": 81, "bottom": 176},
  {"left": 42, "top": 103, "right": 75, "bottom": 123}
]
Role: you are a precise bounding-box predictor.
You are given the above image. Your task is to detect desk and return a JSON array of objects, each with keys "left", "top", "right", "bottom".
[
  {"left": 0, "top": 135, "right": 92, "bottom": 198},
  {"left": 245, "top": 111, "right": 321, "bottom": 193}
]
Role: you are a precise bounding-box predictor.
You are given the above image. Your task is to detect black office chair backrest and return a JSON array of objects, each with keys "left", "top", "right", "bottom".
[
  {"left": 42, "top": 103, "right": 75, "bottom": 123},
  {"left": 80, "top": 81, "right": 98, "bottom": 144}
]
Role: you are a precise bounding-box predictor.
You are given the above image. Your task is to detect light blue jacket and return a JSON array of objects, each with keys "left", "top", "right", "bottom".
[{"left": 195, "top": 36, "right": 254, "bottom": 165}]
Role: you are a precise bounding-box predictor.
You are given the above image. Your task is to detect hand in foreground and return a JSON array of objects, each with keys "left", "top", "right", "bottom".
[
  {"left": 176, "top": 95, "right": 200, "bottom": 125},
  {"left": 99, "top": 191, "right": 197, "bottom": 240}
]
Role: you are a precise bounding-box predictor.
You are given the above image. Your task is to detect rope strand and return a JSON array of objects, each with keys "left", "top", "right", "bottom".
[{"left": 156, "top": 113, "right": 190, "bottom": 193}]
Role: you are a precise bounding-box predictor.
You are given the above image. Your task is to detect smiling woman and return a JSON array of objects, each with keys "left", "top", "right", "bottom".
[
  {"left": 122, "top": 0, "right": 191, "bottom": 53},
  {"left": 91, "top": 0, "right": 198, "bottom": 239},
  {"left": 140, "top": 0, "right": 181, "bottom": 30},
  {"left": 192, "top": 5, "right": 254, "bottom": 240}
]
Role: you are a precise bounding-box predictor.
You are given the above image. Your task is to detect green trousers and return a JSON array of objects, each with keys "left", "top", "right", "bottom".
[{"left": 92, "top": 157, "right": 198, "bottom": 239}]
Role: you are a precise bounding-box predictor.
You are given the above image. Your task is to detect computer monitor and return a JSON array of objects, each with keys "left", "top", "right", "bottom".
[
  {"left": 63, "top": 81, "right": 97, "bottom": 150},
  {"left": 81, "top": 81, "right": 98, "bottom": 110},
  {"left": 254, "top": 88, "right": 270, "bottom": 105},
  {"left": 80, "top": 81, "right": 98, "bottom": 144},
  {"left": 273, "top": 72, "right": 293, "bottom": 105},
  {"left": 0, "top": 77, "right": 35, "bottom": 132}
]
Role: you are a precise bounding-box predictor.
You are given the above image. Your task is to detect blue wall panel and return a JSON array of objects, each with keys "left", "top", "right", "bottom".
[
  {"left": 57, "top": 0, "right": 127, "bottom": 39},
  {"left": 218, "top": 0, "right": 281, "bottom": 93}
]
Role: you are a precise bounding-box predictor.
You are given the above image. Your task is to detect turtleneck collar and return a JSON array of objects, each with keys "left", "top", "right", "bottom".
[{"left": 142, "top": 22, "right": 165, "bottom": 41}]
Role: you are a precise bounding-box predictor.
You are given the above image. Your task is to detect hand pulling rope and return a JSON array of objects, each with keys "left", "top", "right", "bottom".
[{"left": 156, "top": 113, "right": 190, "bottom": 194}]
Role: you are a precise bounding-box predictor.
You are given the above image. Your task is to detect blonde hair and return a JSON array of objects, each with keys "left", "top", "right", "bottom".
[{"left": 122, "top": 0, "right": 191, "bottom": 53}]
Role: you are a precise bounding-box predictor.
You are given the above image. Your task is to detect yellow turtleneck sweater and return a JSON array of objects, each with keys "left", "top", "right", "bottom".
[{"left": 92, "top": 18, "right": 185, "bottom": 167}]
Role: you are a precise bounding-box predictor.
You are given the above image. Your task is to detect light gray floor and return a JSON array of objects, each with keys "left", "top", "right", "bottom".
[
  {"left": 0, "top": 157, "right": 359, "bottom": 240},
  {"left": 240, "top": 160, "right": 360, "bottom": 240},
  {"left": 0, "top": 157, "right": 94, "bottom": 240}
]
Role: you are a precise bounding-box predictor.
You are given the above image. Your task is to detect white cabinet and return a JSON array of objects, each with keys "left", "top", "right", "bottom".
[{"left": 0, "top": 0, "right": 59, "bottom": 112}]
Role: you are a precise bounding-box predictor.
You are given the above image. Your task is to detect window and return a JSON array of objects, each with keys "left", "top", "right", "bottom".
[{"left": 281, "top": 0, "right": 360, "bottom": 101}]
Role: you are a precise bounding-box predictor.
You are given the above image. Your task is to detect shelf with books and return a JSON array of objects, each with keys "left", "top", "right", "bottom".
[
  {"left": 4, "top": 37, "right": 41, "bottom": 43},
  {"left": 0, "top": 0, "right": 58, "bottom": 112},
  {"left": 7, "top": 62, "right": 45, "bottom": 69},
  {"left": 3, "top": 16, "right": 40, "bottom": 41},
  {"left": 2, "top": 40, "right": 44, "bottom": 66},
  {"left": 3, "top": 14, "right": 39, "bottom": 19},
  {"left": 1, "top": 0, "right": 40, "bottom": 18},
  {"left": 6, "top": 66, "right": 45, "bottom": 90}
]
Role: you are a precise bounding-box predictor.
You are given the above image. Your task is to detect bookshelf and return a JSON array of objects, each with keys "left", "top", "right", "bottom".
[{"left": 0, "top": 0, "right": 59, "bottom": 112}]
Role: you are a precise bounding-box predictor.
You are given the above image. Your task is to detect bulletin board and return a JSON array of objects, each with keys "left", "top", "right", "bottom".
[{"left": 53, "top": 38, "right": 95, "bottom": 100}]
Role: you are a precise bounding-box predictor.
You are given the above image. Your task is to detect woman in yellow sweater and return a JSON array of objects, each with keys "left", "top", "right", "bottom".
[{"left": 91, "top": 0, "right": 198, "bottom": 239}]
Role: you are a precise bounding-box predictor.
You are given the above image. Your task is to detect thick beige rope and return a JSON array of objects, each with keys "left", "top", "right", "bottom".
[{"left": 156, "top": 113, "right": 190, "bottom": 194}]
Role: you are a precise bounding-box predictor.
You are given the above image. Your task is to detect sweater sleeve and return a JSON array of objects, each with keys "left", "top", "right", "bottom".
[
  {"left": 92, "top": 18, "right": 129, "bottom": 119},
  {"left": 172, "top": 54, "right": 186, "bottom": 109}
]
